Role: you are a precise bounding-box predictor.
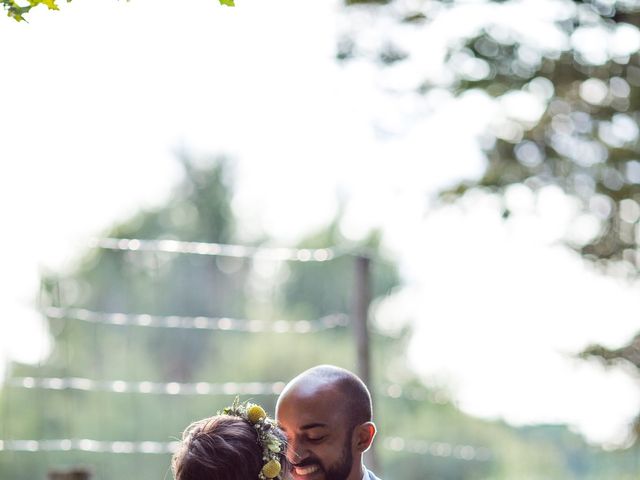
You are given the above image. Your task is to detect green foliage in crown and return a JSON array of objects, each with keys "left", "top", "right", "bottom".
[{"left": 220, "top": 398, "right": 284, "bottom": 480}]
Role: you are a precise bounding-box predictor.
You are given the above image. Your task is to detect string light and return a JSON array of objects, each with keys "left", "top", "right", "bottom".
[
  {"left": 382, "top": 383, "right": 450, "bottom": 405},
  {"left": 8, "top": 377, "right": 286, "bottom": 396},
  {"left": 9, "top": 376, "right": 447, "bottom": 404},
  {"left": 0, "top": 437, "right": 491, "bottom": 461},
  {"left": 0, "top": 439, "right": 178, "bottom": 454},
  {"left": 91, "top": 238, "right": 339, "bottom": 262},
  {"left": 43, "top": 307, "right": 349, "bottom": 333},
  {"left": 7, "top": 240, "right": 474, "bottom": 465},
  {"left": 383, "top": 437, "right": 492, "bottom": 462}
]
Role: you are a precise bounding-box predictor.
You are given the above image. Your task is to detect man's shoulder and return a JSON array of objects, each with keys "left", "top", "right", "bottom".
[{"left": 366, "top": 468, "right": 382, "bottom": 480}]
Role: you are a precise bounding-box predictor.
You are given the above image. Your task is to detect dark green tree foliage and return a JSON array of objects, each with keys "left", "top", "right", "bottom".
[
  {"left": 341, "top": 0, "right": 640, "bottom": 269},
  {"left": 340, "top": 0, "right": 640, "bottom": 444},
  {"left": 581, "top": 333, "right": 640, "bottom": 437},
  {"left": 582, "top": 333, "right": 640, "bottom": 370}
]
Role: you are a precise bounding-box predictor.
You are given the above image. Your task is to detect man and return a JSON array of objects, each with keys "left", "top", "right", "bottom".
[{"left": 276, "top": 365, "right": 381, "bottom": 480}]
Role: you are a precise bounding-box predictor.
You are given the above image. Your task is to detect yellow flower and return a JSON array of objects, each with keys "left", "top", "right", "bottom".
[
  {"left": 261, "top": 459, "right": 281, "bottom": 479},
  {"left": 247, "top": 404, "right": 267, "bottom": 424}
]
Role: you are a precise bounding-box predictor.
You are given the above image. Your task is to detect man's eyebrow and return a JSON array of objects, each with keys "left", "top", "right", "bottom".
[{"left": 300, "top": 423, "right": 328, "bottom": 430}]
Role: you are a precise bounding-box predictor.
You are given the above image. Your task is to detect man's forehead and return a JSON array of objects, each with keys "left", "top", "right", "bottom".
[
  {"left": 277, "top": 407, "right": 338, "bottom": 431},
  {"left": 277, "top": 383, "right": 343, "bottom": 423},
  {"left": 282, "top": 377, "right": 343, "bottom": 404}
]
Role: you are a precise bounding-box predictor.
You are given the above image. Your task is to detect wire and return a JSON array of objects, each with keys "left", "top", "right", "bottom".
[
  {"left": 0, "top": 437, "right": 492, "bottom": 461},
  {"left": 383, "top": 437, "right": 492, "bottom": 462},
  {"left": 43, "top": 307, "right": 349, "bottom": 333},
  {"left": 9, "top": 376, "right": 442, "bottom": 399},
  {"left": 0, "top": 439, "right": 177, "bottom": 454},
  {"left": 8, "top": 377, "right": 286, "bottom": 396},
  {"left": 8, "top": 377, "right": 447, "bottom": 406},
  {"left": 91, "top": 238, "right": 340, "bottom": 262},
  {"left": 382, "top": 384, "right": 450, "bottom": 405}
]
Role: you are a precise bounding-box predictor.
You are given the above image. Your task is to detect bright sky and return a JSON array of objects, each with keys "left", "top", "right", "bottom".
[{"left": 1, "top": 0, "right": 639, "bottom": 447}]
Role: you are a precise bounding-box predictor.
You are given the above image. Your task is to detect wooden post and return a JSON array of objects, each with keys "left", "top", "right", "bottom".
[
  {"left": 352, "top": 254, "right": 377, "bottom": 471},
  {"left": 353, "top": 255, "right": 371, "bottom": 386}
]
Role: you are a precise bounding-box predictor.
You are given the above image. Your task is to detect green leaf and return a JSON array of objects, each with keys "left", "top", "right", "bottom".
[
  {"left": 4, "top": 0, "right": 60, "bottom": 21},
  {"left": 40, "top": 0, "right": 60, "bottom": 10},
  {"left": 219, "top": 0, "right": 235, "bottom": 6},
  {"left": 268, "top": 443, "right": 281, "bottom": 453}
]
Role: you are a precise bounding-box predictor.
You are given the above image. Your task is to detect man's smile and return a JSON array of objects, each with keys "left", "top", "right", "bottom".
[{"left": 293, "top": 464, "right": 321, "bottom": 476}]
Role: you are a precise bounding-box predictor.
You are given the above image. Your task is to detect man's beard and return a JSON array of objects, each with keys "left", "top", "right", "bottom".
[
  {"left": 322, "top": 433, "right": 353, "bottom": 480},
  {"left": 293, "top": 432, "right": 354, "bottom": 480}
]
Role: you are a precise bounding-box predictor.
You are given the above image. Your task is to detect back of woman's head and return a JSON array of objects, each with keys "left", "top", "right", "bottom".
[{"left": 172, "top": 415, "right": 265, "bottom": 480}]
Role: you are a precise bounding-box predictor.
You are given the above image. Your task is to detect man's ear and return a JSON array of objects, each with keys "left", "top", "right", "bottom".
[{"left": 352, "top": 422, "right": 376, "bottom": 453}]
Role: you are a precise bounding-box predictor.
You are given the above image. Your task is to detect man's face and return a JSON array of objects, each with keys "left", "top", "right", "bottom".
[{"left": 276, "top": 386, "right": 357, "bottom": 480}]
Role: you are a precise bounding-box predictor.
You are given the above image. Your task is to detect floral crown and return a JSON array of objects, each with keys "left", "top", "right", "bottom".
[{"left": 220, "top": 398, "right": 285, "bottom": 480}]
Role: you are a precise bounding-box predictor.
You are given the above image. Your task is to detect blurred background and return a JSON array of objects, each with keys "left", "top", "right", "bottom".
[{"left": 2, "top": 0, "right": 640, "bottom": 478}]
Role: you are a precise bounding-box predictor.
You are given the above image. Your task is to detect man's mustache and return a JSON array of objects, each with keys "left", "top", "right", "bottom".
[{"left": 291, "top": 458, "right": 323, "bottom": 469}]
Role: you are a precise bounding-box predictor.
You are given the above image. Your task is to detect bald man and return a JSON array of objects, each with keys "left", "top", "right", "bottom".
[{"left": 276, "top": 365, "right": 382, "bottom": 480}]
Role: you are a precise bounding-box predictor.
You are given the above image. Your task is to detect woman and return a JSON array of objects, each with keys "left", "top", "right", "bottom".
[{"left": 172, "top": 399, "right": 288, "bottom": 480}]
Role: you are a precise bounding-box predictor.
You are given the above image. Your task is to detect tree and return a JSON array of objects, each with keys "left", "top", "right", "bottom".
[
  {"left": 340, "top": 0, "right": 640, "bottom": 269},
  {"left": 2, "top": 0, "right": 234, "bottom": 22},
  {"left": 4, "top": 156, "right": 636, "bottom": 479},
  {"left": 581, "top": 333, "right": 640, "bottom": 437},
  {"left": 0, "top": 157, "right": 404, "bottom": 480},
  {"left": 340, "top": 0, "right": 640, "bottom": 443},
  {"left": 2, "top": 0, "right": 60, "bottom": 22}
]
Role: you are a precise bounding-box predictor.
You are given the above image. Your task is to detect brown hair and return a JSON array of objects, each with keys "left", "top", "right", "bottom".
[{"left": 172, "top": 415, "right": 287, "bottom": 480}]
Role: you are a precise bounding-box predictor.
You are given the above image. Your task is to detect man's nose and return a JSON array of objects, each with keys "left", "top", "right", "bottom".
[{"left": 286, "top": 439, "right": 309, "bottom": 462}]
